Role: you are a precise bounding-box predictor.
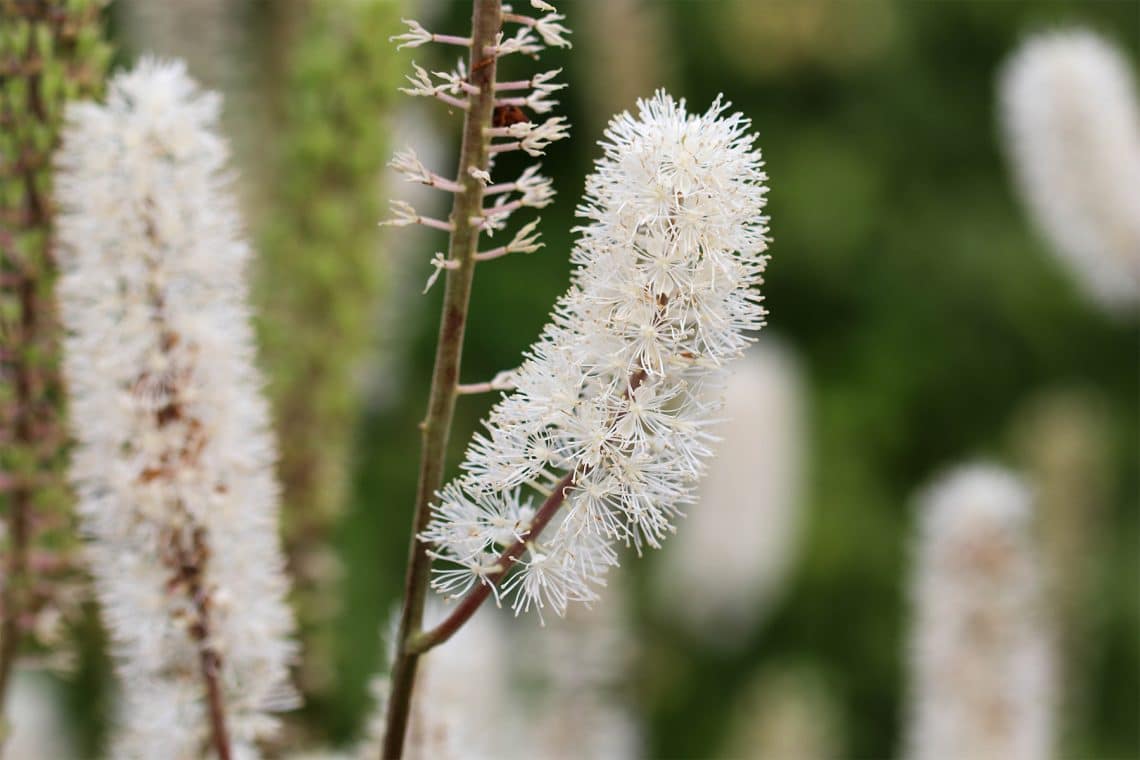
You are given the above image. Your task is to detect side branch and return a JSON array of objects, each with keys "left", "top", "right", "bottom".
[{"left": 409, "top": 470, "right": 576, "bottom": 654}]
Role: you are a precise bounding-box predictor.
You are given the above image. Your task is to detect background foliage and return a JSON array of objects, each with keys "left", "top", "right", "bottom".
[{"left": 60, "top": 0, "right": 1140, "bottom": 756}]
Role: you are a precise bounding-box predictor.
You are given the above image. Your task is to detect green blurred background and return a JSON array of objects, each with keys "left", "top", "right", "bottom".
[{"left": 86, "top": 1, "right": 1140, "bottom": 757}]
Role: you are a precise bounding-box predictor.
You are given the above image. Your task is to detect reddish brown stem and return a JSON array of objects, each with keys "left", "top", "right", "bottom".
[
  {"left": 140, "top": 205, "right": 232, "bottom": 760},
  {"left": 410, "top": 369, "right": 648, "bottom": 654},
  {"left": 409, "top": 471, "right": 576, "bottom": 654},
  {"left": 196, "top": 632, "right": 232, "bottom": 760},
  {"left": 199, "top": 650, "right": 232, "bottom": 760},
  {"left": 177, "top": 531, "right": 231, "bottom": 760}
]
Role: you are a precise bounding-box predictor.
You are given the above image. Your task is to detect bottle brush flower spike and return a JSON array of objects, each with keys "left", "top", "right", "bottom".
[
  {"left": 54, "top": 59, "right": 297, "bottom": 757},
  {"left": 422, "top": 91, "right": 771, "bottom": 619},
  {"left": 905, "top": 464, "right": 1054, "bottom": 760},
  {"left": 999, "top": 28, "right": 1140, "bottom": 312}
]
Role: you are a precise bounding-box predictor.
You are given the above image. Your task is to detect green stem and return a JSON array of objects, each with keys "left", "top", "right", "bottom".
[{"left": 380, "top": 1, "right": 502, "bottom": 757}]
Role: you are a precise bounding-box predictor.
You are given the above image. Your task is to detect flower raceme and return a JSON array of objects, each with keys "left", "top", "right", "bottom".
[
  {"left": 905, "top": 464, "right": 1055, "bottom": 760},
  {"left": 422, "top": 92, "right": 771, "bottom": 619},
  {"left": 999, "top": 29, "right": 1140, "bottom": 312},
  {"left": 54, "top": 60, "right": 297, "bottom": 757}
]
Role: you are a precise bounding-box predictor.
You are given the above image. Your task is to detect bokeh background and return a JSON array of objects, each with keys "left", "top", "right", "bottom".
[{"left": 37, "top": 0, "right": 1140, "bottom": 757}]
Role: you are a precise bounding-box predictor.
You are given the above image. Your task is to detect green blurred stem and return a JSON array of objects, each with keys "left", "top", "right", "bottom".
[{"left": 380, "top": 1, "right": 503, "bottom": 756}]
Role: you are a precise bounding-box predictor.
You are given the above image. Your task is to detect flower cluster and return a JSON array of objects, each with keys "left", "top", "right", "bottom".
[
  {"left": 422, "top": 92, "right": 770, "bottom": 618},
  {"left": 54, "top": 60, "right": 297, "bottom": 756},
  {"left": 999, "top": 29, "right": 1140, "bottom": 312},
  {"left": 905, "top": 464, "right": 1054, "bottom": 760}
]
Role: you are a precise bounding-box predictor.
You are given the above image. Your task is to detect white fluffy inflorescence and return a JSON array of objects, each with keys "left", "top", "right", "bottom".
[
  {"left": 422, "top": 92, "right": 770, "bottom": 618},
  {"left": 55, "top": 60, "right": 297, "bottom": 757},
  {"left": 905, "top": 464, "right": 1054, "bottom": 760},
  {"left": 999, "top": 29, "right": 1140, "bottom": 312}
]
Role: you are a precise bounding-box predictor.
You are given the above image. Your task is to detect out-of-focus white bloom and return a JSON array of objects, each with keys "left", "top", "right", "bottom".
[
  {"left": 654, "top": 338, "right": 806, "bottom": 648},
  {"left": 54, "top": 59, "right": 297, "bottom": 757},
  {"left": 361, "top": 607, "right": 512, "bottom": 760},
  {"left": 4, "top": 671, "right": 76, "bottom": 760},
  {"left": 1000, "top": 29, "right": 1140, "bottom": 312},
  {"left": 513, "top": 580, "right": 642, "bottom": 760},
  {"left": 365, "top": 597, "right": 640, "bottom": 760},
  {"left": 422, "top": 92, "right": 770, "bottom": 619},
  {"left": 905, "top": 464, "right": 1055, "bottom": 760}
]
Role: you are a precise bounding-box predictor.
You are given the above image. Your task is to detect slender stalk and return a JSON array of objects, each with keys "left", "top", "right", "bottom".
[
  {"left": 199, "top": 648, "right": 232, "bottom": 760},
  {"left": 409, "top": 472, "right": 576, "bottom": 654},
  {"left": 169, "top": 525, "right": 232, "bottom": 760},
  {"left": 409, "top": 369, "right": 647, "bottom": 654},
  {"left": 381, "top": 1, "right": 503, "bottom": 756},
  {"left": 189, "top": 568, "right": 232, "bottom": 760},
  {"left": 142, "top": 211, "right": 234, "bottom": 760}
]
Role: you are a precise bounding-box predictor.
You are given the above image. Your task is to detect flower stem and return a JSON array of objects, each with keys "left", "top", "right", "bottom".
[
  {"left": 171, "top": 527, "right": 232, "bottom": 760},
  {"left": 408, "top": 370, "right": 647, "bottom": 655},
  {"left": 380, "top": 1, "right": 503, "bottom": 757},
  {"left": 409, "top": 471, "right": 576, "bottom": 654}
]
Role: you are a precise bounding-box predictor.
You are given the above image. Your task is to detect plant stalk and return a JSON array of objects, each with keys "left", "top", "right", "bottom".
[
  {"left": 406, "top": 370, "right": 647, "bottom": 654},
  {"left": 409, "top": 471, "right": 576, "bottom": 654},
  {"left": 380, "top": 1, "right": 503, "bottom": 757}
]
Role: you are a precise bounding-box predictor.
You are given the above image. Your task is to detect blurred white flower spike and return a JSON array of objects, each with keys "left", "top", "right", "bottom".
[
  {"left": 421, "top": 92, "right": 771, "bottom": 621},
  {"left": 54, "top": 59, "right": 297, "bottom": 758},
  {"left": 1000, "top": 29, "right": 1140, "bottom": 312},
  {"left": 905, "top": 464, "right": 1055, "bottom": 760},
  {"left": 655, "top": 338, "right": 806, "bottom": 648},
  {"left": 362, "top": 607, "right": 512, "bottom": 760}
]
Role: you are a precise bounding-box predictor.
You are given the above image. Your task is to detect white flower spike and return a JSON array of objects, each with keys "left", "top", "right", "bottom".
[
  {"left": 905, "top": 464, "right": 1055, "bottom": 760},
  {"left": 655, "top": 339, "right": 806, "bottom": 648},
  {"left": 54, "top": 59, "right": 297, "bottom": 757},
  {"left": 1000, "top": 29, "right": 1140, "bottom": 312},
  {"left": 422, "top": 92, "right": 771, "bottom": 619}
]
